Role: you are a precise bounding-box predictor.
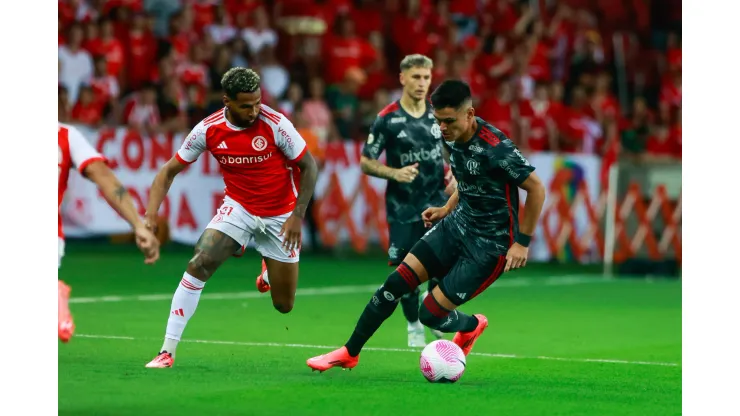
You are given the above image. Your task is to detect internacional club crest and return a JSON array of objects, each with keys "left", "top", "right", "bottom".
[{"left": 252, "top": 136, "right": 268, "bottom": 151}]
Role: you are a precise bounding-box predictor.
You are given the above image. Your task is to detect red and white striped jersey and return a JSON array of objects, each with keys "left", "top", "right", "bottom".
[
  {"left": 58, "top": 123, "right": 105, "bottom": 238},
  {"left": 176, "top": 105, "right": 308, "bottom": 217}
]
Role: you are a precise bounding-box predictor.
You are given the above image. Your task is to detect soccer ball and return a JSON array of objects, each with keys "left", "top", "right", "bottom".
[{"left": 419, "top": 340, "right": 466, "bottom": 383}]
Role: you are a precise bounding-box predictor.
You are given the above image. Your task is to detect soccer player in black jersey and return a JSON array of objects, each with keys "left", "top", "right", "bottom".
[
  {"left": 307, "top": 79, "right": 546, "bottom": 372},
  {"left": 360, "top": 54, "right": 450, "bottom": 347}
]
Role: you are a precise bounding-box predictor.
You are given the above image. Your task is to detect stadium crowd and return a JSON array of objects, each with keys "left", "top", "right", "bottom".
[{"left": 58, "top": 0, "right": 682, "bottom": 165}]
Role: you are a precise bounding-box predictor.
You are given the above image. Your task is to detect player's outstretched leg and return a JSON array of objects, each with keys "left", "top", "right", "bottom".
[
  {"left": 58, "top": 280, "right": 75, "bottom": 343},
  {"left": 400, "top": 287, "right": 425, "bottom": 347},
  {"left": 306, "top": 255, "right": 428, "bottom": 372},
  {"left": 146, "top": 229, "right": 240, "bottom": 368},
  {"left": 418, "top": 288, "right": 488, "bottom": 356},
  {"left": 262, "top": 257, "right": 298, "bottom": 314}
]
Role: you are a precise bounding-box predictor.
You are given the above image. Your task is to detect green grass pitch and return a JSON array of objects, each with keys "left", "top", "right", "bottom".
[{"left": 58, "top": 242, "right": 681, "bottom": 416}]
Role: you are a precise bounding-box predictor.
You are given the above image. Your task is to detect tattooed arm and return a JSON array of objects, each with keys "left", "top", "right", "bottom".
[
  {"left": 83, "top": 160, "right": 160, "bottom": 263},
  {"left": 83, "top": 160, "right": 145, "bottom": 229}
]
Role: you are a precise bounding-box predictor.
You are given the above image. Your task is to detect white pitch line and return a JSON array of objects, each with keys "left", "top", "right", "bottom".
[
  {"left": 70, "top": 275, "right": 614, "bottom": 304},
  {"left": 74, "top": 334, "right": 680, "bottom": 368}
]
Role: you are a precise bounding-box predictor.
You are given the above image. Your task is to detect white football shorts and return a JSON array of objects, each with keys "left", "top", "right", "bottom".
[{"left": 206, "top": 196, "right": 300, "bottom": 263}]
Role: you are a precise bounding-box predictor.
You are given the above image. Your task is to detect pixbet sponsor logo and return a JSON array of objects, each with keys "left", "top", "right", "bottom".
[
  {"left": 399, "top": 146, "right": 442, "bottom": 165},
  {"left": 219, "top": 152, "right": 273, "bottom": 165}
]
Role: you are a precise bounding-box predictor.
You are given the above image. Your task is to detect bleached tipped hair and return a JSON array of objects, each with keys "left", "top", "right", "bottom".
[
  {"left": 400, "top": 54, "right": 433, "bottom": 72},
  {"left": 221, "top": 67, "right": 261, "bottom": 99}
]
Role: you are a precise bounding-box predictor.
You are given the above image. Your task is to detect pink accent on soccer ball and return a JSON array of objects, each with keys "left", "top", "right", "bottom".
[
  {"left": 420, "top": 355, "right": 436, "bottom": 381},
  {"left": 435, "top": 340, "right": 462, "bottom": 364}
]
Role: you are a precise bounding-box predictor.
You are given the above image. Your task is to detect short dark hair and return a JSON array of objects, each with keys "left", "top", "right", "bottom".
[
  {"left": 431, "top": 80, "right": 472, "bottom": 110},
  {"left": 221, "top": 67, "right": 261, "bottom": 99}
]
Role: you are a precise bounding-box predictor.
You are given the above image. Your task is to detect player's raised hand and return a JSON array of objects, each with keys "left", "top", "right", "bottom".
[
  {"left": 505, "top": 243, "right": 528, "bottom": 272},
  {"left": 280, "top": 214, "right": 303, "bottom": 252},
  {"left": 393, "top": 163, "right": 419, "bottom": 183},
  {"left": 421, "top": 206, "right": 449, "bottom": 228},
  {"left": 134, "top": 225, "right": 160, "bottom": 265}
]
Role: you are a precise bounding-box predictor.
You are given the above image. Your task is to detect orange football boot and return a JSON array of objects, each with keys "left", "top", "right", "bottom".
[
  {"left": 145, "top": 351, "right": 175, "bottom": 368},
  {"left": 306, "top": 346, "right": 359, "bottom": 372},
  {"left": 452, "top": 314, "right": 489, "bottom": 356}
]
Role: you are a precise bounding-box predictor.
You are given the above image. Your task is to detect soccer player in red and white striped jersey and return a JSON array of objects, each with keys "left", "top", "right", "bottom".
[{"left": 144, "top": 67, "right": 319, "bottom": 368}]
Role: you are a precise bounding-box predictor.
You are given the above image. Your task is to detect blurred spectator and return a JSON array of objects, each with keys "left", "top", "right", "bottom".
[
  {"left": 97, "top": 19, "right": 126, "bottom": 77},
  {"left": 241, "top": 6, "right": 278, "bottom": 58},
  {"left": 357, "top": 31, "right": 391, "bottom": 101},
  {"left": 620, "top": 97, "right": 654, "bottom": 160},
  {"left": 520, "top": 83, "right": 559, "bottom": 152},
  {"left": 557, "top": 85, "right": 602, "bottom": 153},
  {"left": 258, "top": 47, "right": 290, "bottom": 100},
  {"left": 208, "top": 46, "right": 232, "bottom": 102},
  {"left": 279, "top": 82, "right": 304, "bottom": 118},
  {"left": 302, "top": 77, "right": 333, "bottom": 142},
  {"left": 477, "top": 81, "right": 516, "bottom": 140},
  {"left": 59, "top": 24, "right": 94, "bottom": 104},
  {"left": 326, "top": 67, "right": 364, "bottom": 140},
  {"left": 146, "top": 0, "right": 182, "bottom": 38},
  {"left": 124, "top": 12, "right": 157, "bottom": 91},
  {"left": 645, "top": 123, "right": 681, "bottom": 162},
  {"left": 591, "top": 72, "right": 620, "bottom": 124},
  {"left": 228, "top": 37, "right": 250, "bottom": 68},
  {"left": 206, "top": 3, "right": 238, "bottom": 45},
  {"left": 122, "top": 83, "right": 161, "bottom": 135},
  {"left": 71, "top": 86, "right": 104, "bottom": 127},
  {"left": 158, "top": 78, "right": 189, "bottom": 132},
  {"left": 322, "top": 15, "right": 375, "bottom": 85},
  {"left": 90, "top": 56, "right": 121, "bottom": 119}
]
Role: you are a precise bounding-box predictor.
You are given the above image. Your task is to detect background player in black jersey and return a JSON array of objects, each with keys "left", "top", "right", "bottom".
[
  {"left": 360, "top": 54, "right": 450, "bottom": 347},
  {"left": 307, "top": 79, "right": 546, "bottom": 372}
]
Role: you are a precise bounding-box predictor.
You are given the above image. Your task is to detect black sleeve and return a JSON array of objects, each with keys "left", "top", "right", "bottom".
[
  {"left": 361, "top": 116, "right": 389, "bottom": 160},
  {"left": 494, "top": 141, "right": 536, "bottom": 185}
]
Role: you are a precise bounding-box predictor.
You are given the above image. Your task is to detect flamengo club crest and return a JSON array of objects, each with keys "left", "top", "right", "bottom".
[
  {"left": 466, "top": 159, "right": 480, "bottom": 175},
  {"left": 252, "top": 136, "right": 268, "bottom": 151}
]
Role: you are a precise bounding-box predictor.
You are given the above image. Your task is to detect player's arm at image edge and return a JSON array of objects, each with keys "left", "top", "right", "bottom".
[
  {"left": 516, "top": 172, "right": 546, "bottom": 238},
  {"left": 82, "top": 160, "right": 146, "bottom": 230},
  {"left": 292, "top": 149, "right": 319, "bottom": 219}
]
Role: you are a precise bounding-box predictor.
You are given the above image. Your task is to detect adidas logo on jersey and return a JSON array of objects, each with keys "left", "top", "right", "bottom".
[
  {"left": 397, "top": 131, "right": 408, "bottom": 138},
  {"left": 217, "top": 142, "right": 228, "bottom": 149}
]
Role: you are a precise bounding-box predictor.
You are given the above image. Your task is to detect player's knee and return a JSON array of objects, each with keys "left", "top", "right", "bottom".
[
  {"left": 418, "top": 294, "right": 450, "bottom": 329},
  {"left": 273, "top": 302, "right": 293, "bottom": 314},
  {"left": 187, "top": 250, "right": 216, "bottom": 280},
  {"left": 384, "top": 262, "right": 421, "bottom": 296}
]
